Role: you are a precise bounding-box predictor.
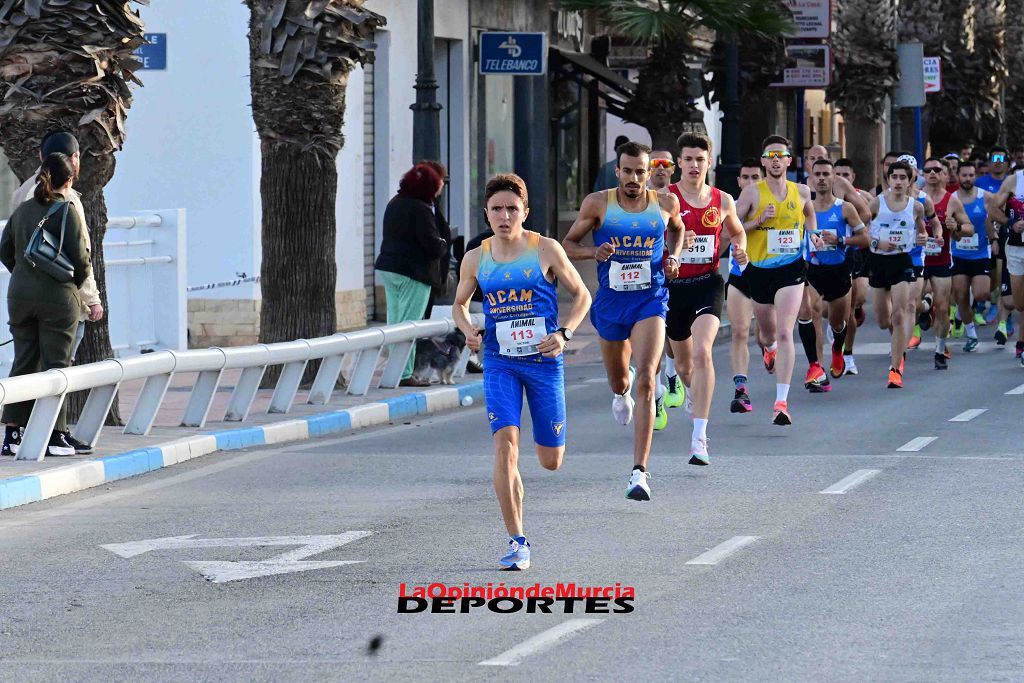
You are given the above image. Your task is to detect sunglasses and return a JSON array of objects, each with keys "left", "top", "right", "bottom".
[
  {"left": 649, "top": 159, "right": 675, "bottom": 169},
  {"left": 761, "top": 150, "right": 792, "bottom": 159},
  {"left": 991, "top": 153, "right": 1007, "bottom": 162},
  {"left": 923, "top": 167, "right": 944, "bottom": 174}
]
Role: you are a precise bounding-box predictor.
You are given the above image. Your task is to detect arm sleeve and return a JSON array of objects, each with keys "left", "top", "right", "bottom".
[
  {"left": 413, "top": 204, "right": 448, "bottom": 259},
  {"left": 63, "top": 205, "right": 93, "bottom": 288}
]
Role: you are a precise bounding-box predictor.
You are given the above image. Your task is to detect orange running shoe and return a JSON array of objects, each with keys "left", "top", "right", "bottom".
[
  {"left": 907, "top": 334, "right": 921, "bottom": 350},
  {"left": 887, "top": 366, "right": 903, "bottom": 388},
  {"left": 943, "top": 347, "right": 952, "bottom": 359},
  {"left": 830, "top": 348, "right": 846, "bottom": 378},
  {"left": 762, "top": 345, "right": 777, "bottom": 374},
  {"left": 899, "top": 353, "right": 906, "bottom": 375},
  {"left": 772, "top": 400, "right": 792, "bottom": 425},
  {"left": 804, "top": 362, "right": 826, "bottom": 389}
]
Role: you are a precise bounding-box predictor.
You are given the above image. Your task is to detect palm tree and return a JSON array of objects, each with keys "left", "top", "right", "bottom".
[
  {"left": 246, "top": 0, "right": 384, "bottom": 383},
  {"left": 1005, "top": 0, "right": 1024, "bottom": 149},
  {"left": 896, "top": 0, "right": 946, "bottom": 152},
  {"left": 559, "top": 0, "right": 791, "bottom": 151},
  {"left": 828, "top": 0, "right": 898, "bottom": 188},
  {"left": 0, "top": 0, "right": 147, "bottom": 424}
]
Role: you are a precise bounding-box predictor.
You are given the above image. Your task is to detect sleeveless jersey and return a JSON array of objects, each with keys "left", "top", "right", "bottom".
[
  {"left": 924, "top": 191, "right": 953, "bottom": 267},
  {"left": 478, "top": 231, "right": 559, "bottom": 363},
  {"left": 807, "top": 198, "right": 848, "bottom": 266},
  {"left": 747, "top": 180, "right": 804, "bottom": 268},
  {"left": 668, "top": 184, "right": 723, "bottom": 278},
  {"left": 951, "top": 189, "right": 991, "bottom": 260},
  {"left": 871, "top": 194, "right": 917, "bottom": 255},
  {"left": 593, "top": 189, "right": 667, "bottom": 295},
  {"left": 1006, "top": 171, "right": 1024, "bottom": 248}
]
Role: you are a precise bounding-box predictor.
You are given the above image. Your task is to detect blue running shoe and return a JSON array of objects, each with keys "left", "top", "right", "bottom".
[
  {"left": 500, "top": 537, "right": 530, "bottom": 570},
  {"left": 964, "top": 337, "right": 979, "bottom": 353}
]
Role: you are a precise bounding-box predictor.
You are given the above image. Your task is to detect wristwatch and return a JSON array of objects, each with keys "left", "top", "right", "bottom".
[
  {"left": 870, "top": 238, "right": 879, "bottom": 250},
  {"left": 556, "top": 327, "right": 573, "bottom": 342},
  {"left": 837, "top": 235, "right": 846, "bottom": 247}
]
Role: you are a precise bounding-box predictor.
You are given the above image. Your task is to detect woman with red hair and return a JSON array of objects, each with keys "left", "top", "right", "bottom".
[{"left": 375, "top": 163, "right": 449, "bottom": 386}]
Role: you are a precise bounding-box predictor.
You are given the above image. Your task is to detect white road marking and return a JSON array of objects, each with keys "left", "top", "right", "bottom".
[
  {"left": 949, "top": 408, "right": 987, "bottom": 422},
  {"left": 685, "top": 536, "right": 759, "bottom": 565},
  {"left": 479, "top": 619, "right": 604, "bottom": 666},
  {"left": 1005, "top": 383, "right": 1024, "bottom": 395},
  {"left": 896, "top": 436, "right": 937, "bottom": 452},
  {"left": 819, "top": 469, "right": 881, "bottom": 494}
]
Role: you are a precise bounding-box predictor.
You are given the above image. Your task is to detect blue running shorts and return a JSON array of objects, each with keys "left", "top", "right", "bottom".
[
  {"left": 589, "top": 291, "right": 667, "bottom": 342},
  {"left": 483, "top": 354, "right": 566, "bottom": 447}
]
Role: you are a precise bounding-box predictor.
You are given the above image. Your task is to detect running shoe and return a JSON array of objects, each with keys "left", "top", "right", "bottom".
[
  {"left": 854, "top": 306, "right": 865, "bottom": 327},
  {"left": 772, "top": 400, "right": 791, "bottom": 426},
  {"left": 830, "top": 348, "right": 846, "bottom": 378},
  {"left": 60, "top": 431, "right": 93, "bottom": 455},
  {"left": 844, "top": 355, "right": 859, "bottom": 376},
  {"left": 666, "top": 375, "right": 684, "bottom": 408},
  {"left": 950, "top": 319, "right": 965, "bottom": 338},
  {"left": 908, "top": 326, "right": 922, "bottom": 349},
  {"left": 1020, "top": 354, "right": 1024, "bottom": 369},
  {"left": 947, "top": 303, "right": 956, "bottom": 325},
  {"left": 804, "top": 362, "right": 827, "bottom": 389},
  {"left": 917, "top": 308, "right": 932, "bottom": 332},
  {"left": 46, "top": 431, "right": 75, "bottom": 457},
  {"left": 689, "top": 437, "right": 709, "bottom": 466},
  {"left": 1015, "top": 341, "right": 1024, "bottom": 360},
  {"left": 899, "top": 353, "right": 906, "bottom": 375},
  {"left": 985, "top": 304, "right": 999, "bottom": 325},
  {"left": 826, "top": 325, "right": 834, "bottom": 347},
  {"left": 611, "top": 367, "right": 636, "bottom": 426},
  {"left": 964, "top": 337, "right": 979, "bottom": 353},
  {"left": 625, "top": 469, "right": 651, "bottom": 501},
  {"left": 762, "top": 345, "right": 776, "bottom": 374},
  {"left": 934, "top": 352, "right": 948, "bottom": 370},
  {"left": 887, "top": 366, "right": 903, "bottom": 388},
  {"left": 1008, "top": 318, "right": 1016, "bottom": 337},
  {"left": 499, "top": 537, "right": 530, "bottom": 570},
  {"left": 974, "top": 311, "right": 987, "bottom": 327},
  {"left": 995, "top": 321, "right": 1008, "bottom": 345},
  {"left": 1, "top": 425, "right": 21, "bottom": 456},
  {"left": 809, "top": 376, "right": 832, "bottom": 393},
  {"left": 653, "top": 388, "right": 668, "bottom": 431},
  {"left": 730, "top": 387, "right": 752, "bottom": 413}
]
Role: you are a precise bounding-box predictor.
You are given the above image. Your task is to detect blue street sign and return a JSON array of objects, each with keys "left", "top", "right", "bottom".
[
  {"left": 479, "top": 32, "right": 546, "bottom": 75},
  {"left": 134, "top": 33, "right": 167, "bottom": 70}
]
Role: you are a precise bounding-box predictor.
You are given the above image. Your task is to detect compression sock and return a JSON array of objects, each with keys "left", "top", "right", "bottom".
[
  {"left": 798, "top": 319, "right": 818, "bottom": 363},
  {"left": 832, "top": 322, "right": 848, "bottom": 353}
]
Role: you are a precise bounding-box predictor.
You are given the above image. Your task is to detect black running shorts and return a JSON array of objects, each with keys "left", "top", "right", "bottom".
[
  {"left": 743, "top": 260, "right": 806, "bottom": 305},
  {"left": 869, "top": 253, "right": 915, "bottom": 290},
  {"left": 806, "top": 263, "right": 853, "bottom": 302},
  {"left": 666, "top": 273, "right": 725, "bottom": 342}
]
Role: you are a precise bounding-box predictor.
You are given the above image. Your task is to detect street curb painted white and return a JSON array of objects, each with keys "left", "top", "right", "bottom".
[{"left": 0, "top": 381, "right": 484, "bottom": 512}]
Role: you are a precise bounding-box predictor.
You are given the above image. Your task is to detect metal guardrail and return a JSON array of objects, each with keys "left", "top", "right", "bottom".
[{"left": 1, "top": 317, "right": 477, "bottom": 462}]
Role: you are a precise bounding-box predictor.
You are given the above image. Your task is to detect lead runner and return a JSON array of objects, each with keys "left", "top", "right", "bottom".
[{"left": 454, "top": 173, "right": 591, "bottom": 571}]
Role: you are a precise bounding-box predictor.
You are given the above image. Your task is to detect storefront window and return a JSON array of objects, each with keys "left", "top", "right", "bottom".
[
  {"left": 555, "top": 103, "right": 581, "bottom": 215},
  {"left": 484, "top": 74, "right": 515, "bottom": 178}
]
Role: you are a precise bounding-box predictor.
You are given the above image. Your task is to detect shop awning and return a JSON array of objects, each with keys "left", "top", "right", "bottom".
[{"left": 550, "top": 47, "right": 634, "bottom": 118}]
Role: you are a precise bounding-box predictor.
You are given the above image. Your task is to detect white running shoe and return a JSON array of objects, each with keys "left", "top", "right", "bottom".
[
  {"left": 625, "top": 468, "right": 651, "bottom": 501},
  {"left": 688, "top": 436, "right": 709, "bottom": 466},
  {"left": 826, "top": 324, "right": 834, "bottom": 346},
  {"left": 611, "top": 367, "right": 636, "bottom": 425},
  {"left": 844, "top": 355, "right": 858, "bottom": 376}
]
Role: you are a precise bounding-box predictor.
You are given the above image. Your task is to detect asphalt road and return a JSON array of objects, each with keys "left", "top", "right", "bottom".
[{"left": 1, "top": 320, "right": 1023, "bottom": 682}]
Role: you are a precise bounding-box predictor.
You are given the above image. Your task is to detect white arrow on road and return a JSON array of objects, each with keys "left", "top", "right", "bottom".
[{"left": 101, "top": 531, "right": 372, "bottom": 583}]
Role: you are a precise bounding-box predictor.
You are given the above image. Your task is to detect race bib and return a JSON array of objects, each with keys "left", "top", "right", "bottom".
[
  {"left": 814, "top": 229, "right": 838, "bottom": 252},
  {"left": 955, "top": 234, "right": 979, "bottom": 250},
  {"left": 496, "top": 316, "right": 545, "bottom": 357},
  {"left": 609, "top": 260, "right": 652, "bottom": 291},
  {"left": 924, "top": 237, "right": 943, "bottom": 255},
  {"left": 886, "top": 227, "right": 913, "bottom": 253},
  {"left": 679, "top": 234, "right": 715, "bottom": 264},
  {"left": 768, "top": 229, "right": 800, "bottom": 255}
]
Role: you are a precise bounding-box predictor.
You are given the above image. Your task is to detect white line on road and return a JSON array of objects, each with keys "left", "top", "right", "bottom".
[
  {"left": 1006, "top": 383, "right": 1024, "bottom": 395},
  {"left": 479, "top": 619, "right": 604, "bottom": 666},
  {"left": 685, "top": 536, "right": 759, "bottom": 565},
  {"left": 949, "top": 408, "right": 987, "bottom": 422},
  {"left": 896, "top": 436, "right": 937, "bottom": 452},
  {"left": 819, "top": 469, "right": 881, "bottom": 495}
]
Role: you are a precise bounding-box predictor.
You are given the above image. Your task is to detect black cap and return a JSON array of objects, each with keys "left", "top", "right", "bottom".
[{"left": 40, "top": 131, "right": 79, "bottom": 157}]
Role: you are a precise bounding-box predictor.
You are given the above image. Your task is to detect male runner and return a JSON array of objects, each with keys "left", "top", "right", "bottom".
[
  {"left": 726, "top": 158, "right": 766, "bottom": 413},
  {"left": 647, "top": 149, "right": 682, "bottom": 420},
  {"left": 805, "top": 145, "right": 872, "bottom": 224},
  {"left": 665, "top": 132, "right": 747, "bottom": 465},
  {"left": 943, "top": 153, "right": 961, "bottom": 192},
  {"left": 979, "top": 146, "right": 1016, "bottom": 343},
  {"left": 648, "top": 150, "right": 675, "bottom": 193},
  {"left": 921, "top": 158, "right": 972, "bottom": 368},
  {"left": 867, "top": 160, "right": 928, "bottom": 387},
  {"left": 873, "top": 151, "right": 901, "bottom": 196},
  {"left": 563, "top": 141, "right": 688, "bottom": 500},
  {"left": 976, "top": 145, "right": 1011, "bottom": 193},
  {"left": 799, "top": 159, "right": 869, "bottom": 388},
  {"left": 454, "top": 173, "right": 591, "bottom": 570},
  {"left": 735, "top": 135, "right": 817, "bottom": 424},
  {"left": 894, "top": 155, "right": 942, "bottom": 350},
  {"left": 833, "top": 157, "right": 873, "bottom": 373},
  {"left": 985, "top": 166, "right": 1024, "bottom": 365},
  {"left": 951, "top": 160, "right": 994, "bottom": 352}
]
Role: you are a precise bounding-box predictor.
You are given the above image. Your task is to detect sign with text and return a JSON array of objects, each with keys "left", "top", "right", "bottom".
[
  {"left": 133, "top": 33, "right": 166, "bottom": 70},
  {"left": 782, "top": 0, "right": 832, "bottom": 39},
  {"left": 923, "top": 56, "right": 942, "bottom": 93},
  {"left": 771, "top": 45, "right": 831, "bottom": 88},
  {"left": 479, "top": 32, "right": 546, "bottom": 75}
]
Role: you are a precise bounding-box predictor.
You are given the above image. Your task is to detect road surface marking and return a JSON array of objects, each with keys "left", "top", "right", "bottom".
[
  {"left": 819, "top": 469, "right": 881, "bottom": 494},
  {"left": 479, "top": 619, "right": 604, "bottom": 666},
  {"left": 1006, "top": 383, "right": 1024, "bottom": 395},
  {"left": 896, "top": 436, "right": 937, "bottom": 452},
  {"left": 685, "top": 536, "right": 759, "bottom": 565},
  {"left": 949, "top": 408, "right": 987, "bottom": 422}
]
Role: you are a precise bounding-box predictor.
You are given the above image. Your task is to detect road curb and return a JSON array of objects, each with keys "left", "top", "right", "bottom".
[{"left": 0, "top": 381, "right": 485, "bottom": 512}]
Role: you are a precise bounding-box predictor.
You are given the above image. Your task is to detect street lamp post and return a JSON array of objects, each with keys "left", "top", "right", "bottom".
[
  {"left": 717, "top": 38, "right": 741, "bottom": 197},
  {"left": 411, "top": 0, "right": 441, "bottom": 162}
]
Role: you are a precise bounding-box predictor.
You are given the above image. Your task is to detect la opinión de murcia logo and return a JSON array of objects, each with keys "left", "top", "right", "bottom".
[{"left": 397, "top": 582, "right": 636, "bottom": 614}]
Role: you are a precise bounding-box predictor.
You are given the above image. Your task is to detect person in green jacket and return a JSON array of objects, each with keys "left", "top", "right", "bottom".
[{"left": 0, "top": 152, "right": 94, "bottom": 458}]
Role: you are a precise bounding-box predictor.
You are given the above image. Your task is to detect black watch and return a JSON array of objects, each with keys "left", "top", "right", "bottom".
[{"left": 557, "top": 327, "right": 573, "bottom": 342}]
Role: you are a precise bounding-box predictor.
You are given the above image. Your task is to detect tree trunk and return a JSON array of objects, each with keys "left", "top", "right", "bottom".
[
  {"left": 257, "top": 143, "right": 338, "bottom": 386},
  {"left": 65, "top": 153, "right": 122, "bottom": 426},
  {"left": 844, "top": 116, "right": 880, "bottom": 190}
]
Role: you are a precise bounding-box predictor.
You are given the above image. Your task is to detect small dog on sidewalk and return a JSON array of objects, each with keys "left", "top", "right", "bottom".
[{"left": 412, "top": 330, "right": 466, "bottom": 385}]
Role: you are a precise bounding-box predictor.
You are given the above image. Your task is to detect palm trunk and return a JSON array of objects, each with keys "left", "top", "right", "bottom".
[{"left": 844, "top": 116, "right": 881, "bottom": 190}]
